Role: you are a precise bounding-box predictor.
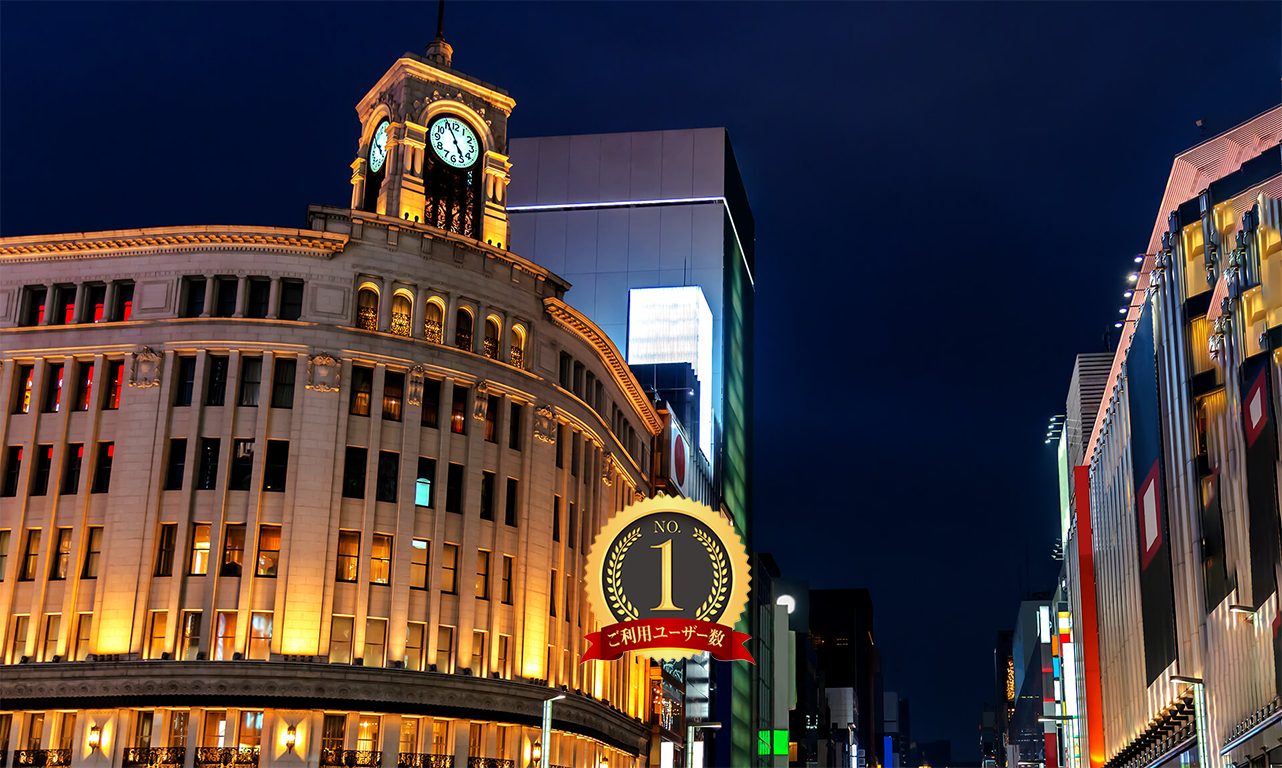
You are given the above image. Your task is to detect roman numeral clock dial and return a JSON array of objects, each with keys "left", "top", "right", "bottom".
[{"left": 429, "top": 115, "right": 478, "bottom": 168}]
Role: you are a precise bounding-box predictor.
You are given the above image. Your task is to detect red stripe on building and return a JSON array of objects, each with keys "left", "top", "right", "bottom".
[{"left": 1075, "top": 465, "right": 1106, "bottom": 768}]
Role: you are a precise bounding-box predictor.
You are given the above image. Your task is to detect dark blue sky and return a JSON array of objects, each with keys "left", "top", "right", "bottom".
[{"left": 3, "top": 1, "right": 1279, "bottom": 760}]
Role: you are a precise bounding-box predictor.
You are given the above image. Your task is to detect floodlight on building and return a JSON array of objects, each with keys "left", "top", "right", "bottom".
[
  {"left": 1129, "top": 274, "right": 1139, "bottom": 282},
  {"left": 1115, "top": 322, "right": 1123, "bottom": 328},
  {"left": 1124, "top": 291, "right": 1133, "bottom": 297},
  {"left": 1135, "top": 256, "right": 1144, "bottom": 263}
]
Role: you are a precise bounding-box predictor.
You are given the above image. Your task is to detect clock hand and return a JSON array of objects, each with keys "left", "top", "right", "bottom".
[{"left": 445, "top": 124, "right": 464, "bottom": 156}]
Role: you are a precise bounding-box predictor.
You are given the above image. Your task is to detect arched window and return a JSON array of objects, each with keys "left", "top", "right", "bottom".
[
  {"left": 356, "top": 287, "right": 379, "bottom": 331},
  {"left": 424, "top": 300, "right": 444, "bottom": 344},
  {"left": 391, "top": 293, "right": 412, "bottom": 337},
  {"left": 510, "top": 325, "right": 526, "bottom": 369},
  {"left": 454, "top": 308, "right": 473, "bottom": 352},
  {"left": 484, "top": 317, "right": 501, "bottom": 360}
]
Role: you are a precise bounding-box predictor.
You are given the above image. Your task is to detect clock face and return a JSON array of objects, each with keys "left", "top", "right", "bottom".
[
  {"left": 429, "top": 116, "right": 479, "bottom": 168},
  {"left": 368, "top": 120, "right": 390, "bottom": 173}
]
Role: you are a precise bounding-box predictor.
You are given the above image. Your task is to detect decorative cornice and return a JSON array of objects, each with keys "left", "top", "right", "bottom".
[
  {"left": 0, "top": 226, "right": 348, "bottom": 262},
  {"left": 0, "top": 661, "right": 647, "bottom": 755},
  {"left": 542, "top": 297, "right": 662, "bottom": 435}
]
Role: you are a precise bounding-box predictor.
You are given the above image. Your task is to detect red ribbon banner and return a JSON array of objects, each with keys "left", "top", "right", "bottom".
[{"left": 581, "top": 619, "right": 754, "bottom": 663}]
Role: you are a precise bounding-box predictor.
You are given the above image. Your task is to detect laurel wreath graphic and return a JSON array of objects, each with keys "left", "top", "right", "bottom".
[
  {"left": 606, "top": 527, "right": 642, "bottom": 621},
  {"left": 693, "top": 527, "right": 729, "bottom": 621}
]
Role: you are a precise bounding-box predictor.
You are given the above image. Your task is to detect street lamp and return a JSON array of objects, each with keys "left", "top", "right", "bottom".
[
  {"left": 685, "top": 722, "right": 721, "bottom": 768},
  {"left": 536, "top": 694, "right": 565, "bottom": 767},
  {"left": 1037, "top": 716, "right": 1076, "bottom": 723},
  {"left": 1170, "top": 676, "right": 1209, "bottom": 768}
]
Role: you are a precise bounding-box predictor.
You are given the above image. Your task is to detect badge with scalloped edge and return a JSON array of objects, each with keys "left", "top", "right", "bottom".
[{"left": 582, "top": 494, "right": 754, "bottom": 663}]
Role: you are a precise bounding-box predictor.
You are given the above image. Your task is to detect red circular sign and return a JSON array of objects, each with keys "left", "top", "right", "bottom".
[{"left": 674, "top": 434, "right": 686, "bottom": 487}]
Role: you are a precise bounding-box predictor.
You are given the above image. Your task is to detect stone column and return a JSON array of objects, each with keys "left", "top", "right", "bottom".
[
  {"left": 268, "top": 277, "right": 282, "bottom": 319},
  {"left": 378, "top": 277, "right": 394, "bottom": 332},
  {"left": 474, "top": 305, "right": 488, "bottom": 355},
  {"left": 199, "top": 276, "right": 213, "bottom": 318},
  {"left": 103, "top": 280, "right": 117, "bottom": 323},
  {"left": 40, "top": 282, "right": 55, "bottom": 325},
  {"left": 233, "top": 276, "right": 248, "bottom": 318},
  {"left": 72, "top": 283, "right": 89, "bottom": 323},
  {"left": 413, "top": 286, "right": 429, "bottom": 339}
]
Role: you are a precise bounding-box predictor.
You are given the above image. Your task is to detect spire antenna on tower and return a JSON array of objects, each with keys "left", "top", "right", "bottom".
[
  {"left": 424, "top": 0, "right": 453, "bottom": 67},
  {"left": 435, "top": 0, "right": 445, "bottom": 40}
]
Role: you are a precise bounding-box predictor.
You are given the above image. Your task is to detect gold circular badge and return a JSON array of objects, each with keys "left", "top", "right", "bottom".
[{"left": 584, "top": 494, "right": 750, "bottom": 661}]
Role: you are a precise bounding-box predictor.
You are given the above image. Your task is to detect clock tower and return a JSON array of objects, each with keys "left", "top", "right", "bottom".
[{"left": 350, "top": 19, "right": 515, "bottom": 249}]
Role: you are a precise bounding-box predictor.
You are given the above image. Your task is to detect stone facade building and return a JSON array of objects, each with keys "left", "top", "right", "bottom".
[{"left": 0, "top": 32, "right": 663, "bottom": 768}]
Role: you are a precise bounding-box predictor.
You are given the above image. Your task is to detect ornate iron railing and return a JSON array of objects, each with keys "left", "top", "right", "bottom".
[
  {"left": 455, "top": 331, "right": 472, "bottom": 352},
  {"left": 483, "top": 337, "right": 499, "bottom": 359},
  {"left": 194, "top": 747, "right": 259, "bottom": 767},
  {"left": 321, "top": 749, "right": 382, "bottom": 767},
  {"left": 124, "top": 747, "right": 186, "bottom": 767},
  {"left": 468, "top": 759, "right": 514, "bottom": 768},
  {"left": 14, "top": 751, "right": 70, "bottom": 767},
  {"left": 397, "top": 754, "right": 454, "bottom": 768},
  {"left": 424, "top": 320, "right": 443, "bottom": 344},
  {"left": 356, "top": 306, "right": 378, "bottom": 331},
  {"left": 391, "top": 311, "right": 411, "bottom": 337},
  {"left": 510, "top": 346, "right": 524, "bottom": 369}
]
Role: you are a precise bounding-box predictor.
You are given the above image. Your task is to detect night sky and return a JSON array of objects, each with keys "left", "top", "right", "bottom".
[{"left": 3, "top": 2, "right": 1280, "bottom": 760}]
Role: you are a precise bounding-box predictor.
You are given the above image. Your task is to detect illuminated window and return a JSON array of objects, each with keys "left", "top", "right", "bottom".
[
  {"left": 484, "top": 395, "right": 499, "bottom": 441},
  {"left": 87, "top": 285, "right": 107, "bottom": 322},
  {"left": 391, "top": 293, "right": 412, "bottom": 337},
  {"left": 330, "top": 616, "right": 353, "bottom": 664},
  {"left": 509, "top": 326, "right": 525, "bottom": 369},
  {"left": 483, "top": 317, "right": 500, "bottom": 360},
  {"left": 400, "top": 719, "right": 419, "bottom": 755},
  {"left": 248, "top": 612, "right": 272, "bottom": 660},
  {"left": 350, "top": 366, "right": 373, "bottom": 416},
  {"left": 450, "top": 385, "right": 468, "bottom": 434},
  {"left": 48, "top": 528, "right": 71, "bottom": 580},
  {"left": 105, "top": 360, "right": 123, "bottom": 409},
  {"left": 370, "top": 534, "right": 392, "bottom": 585},
  {"left": 424, "top": 300, "right": 445, "bottom": 345},
  {"left": 363, "top": 618, "right": 387, "bottom": 667},
  {"left": 496, "top": 635, "right": 509, "bottom": 678},
  {"left": 355, "top": 717, "right": 380, "bottom": 753},
  {"left": 256, "top": 525, "right": 280, "bottom": 577},
  {"left": 410, "top": 539, "right": 429, "bottom": 589},
  {"left": 12, "top": 365, "right": 34, "bottom": 414},
  {"left": 221, "top": 524, "right": 246, "bottom": 577},
  {"left": 454, "top": 308, "right": 473, "bottom": 352},
  {"left": 356, "top": 287, "right": 379, "bottom": 331},
  {"left": 190, "top": 524, "right": 212, "bottom": 575},
  {"left": 336, "top": 531, "right": 360, "bottom": 582},
  {"left": 18, "top": 530, "right": 40, "bottom": 581},
  {"left": 501, "top": 556, "right": 513, "bottom": 605},
  {"left": 90, "top": 442, "right": 113, "bottom": 494},
  {"left": 406, "top": 622, "right": 426, "bottom": 671},
  {"left": 415, "top": 458, "right": 435, "bottom": 508},
  {"left": 476, "top": 550, "right": 490, "bottom": 600},
  {"left": 441, "top": 544, "right": 458, "bottom": 594},
  {"left": 168, "top": 712, "right": 188, "bottom": 749},
  {"left": 202, "top": 712, "right": 226, "bottom": 749},
  {"left": 470, "top": 631, "right": 486, "bottom": 676},
  {"left": 147, "top": 611, "right": 167, "bottom": 660},
  {"left": 321, "top": 715, "right": 345, "bottom": 754},
  {"left": 239, "top": 711, "right": 262, "bottom": 752},
  {"left": 156, "top": 523, "right": 177, "bottom": 577},
  {"left": 31, "top": 445, "right": 52, "bottom": 496},
  {"left": 435, "top": 626, "right": 454, "bottom": 672},
  {"left": 43, "top": 363, "right": 63, "bottom": 413},
  {"left": 73, "top": 361, "right": 93, "bottom": 411},
  {"left": 41, "top": 614, "right": 59, "bottom": 662},
  {"left": 383, "top": 371, "right": 404, "bottom": 421},
  {"left": 180, "top": 611, "right": 201, "bottom": 660},
  {"left": 61, "top": 441, "right": 83, "bottom": 494},
  {"left": 214, "top": 611, "right": 237, "bottom": 660},
  {"left": 72, "top": 613, "right": 92, "bottom": 661}
]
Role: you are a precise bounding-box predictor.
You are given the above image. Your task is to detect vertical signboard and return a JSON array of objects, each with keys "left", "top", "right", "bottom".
[{"left": 1238, "top": 352, "right": 1282, "bottom": 608}]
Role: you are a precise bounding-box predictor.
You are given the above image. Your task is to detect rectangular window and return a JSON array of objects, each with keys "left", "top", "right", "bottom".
[
  {"left": 410, "top": 538, "right": 429, "bottom": 589},
  {"left": 180, "top": 611, "right": 201, "bottom": 660},
  {"left": 49, "top": 528, "right": 72, "bottom": 580},
  {"left": 190, "top": 524, "right": 212, "bottom": 575},
  {"left": 62, "top": 444, "right": 86, "bottom": 494},
  {"left": 550, "top": 569, "right": 558, "bottom": 616},
  {"left": 271, "top": 358, "right": 296, "bottom": 408},
  {"left": 509, "top": 402, "right": 522, "bottom": 450},
  {"left": 221, "top": 524, "right": 246, "bottom": 577},
  {"left": 556, "top": 424, "right": 564, "bottom": 468},
  {"left": 400, "top": 719, "right": 419, "bottom": 755},
  {"left": 415, "top": 457, "right": 435, "bottom": 507},
  {"left": 43, "top": 363, "right": 63, "bottom": 412},
  {"left": 350, "top": 366, "right": 373, "bottom": 416},
  {"left": 471, "top": 630, "right": 485, "bottom": 676},
  {"left": 74, "top": 361, "right": 93, "bottom": 411},
  {"left": 262, "top": 440, "right": 288, "bottom": 493},
  {"left": 363, "top": 618, "right": 386, "bottom": 667},
  {"left": 450, "top": 385, "right": 468, "bottom": 434},
  {"left": 356, "top": 718, "right": 379, "bottom": 756},
  {"left": 0, "top": 530, "right": 8, "bottom": 580},
  {"left": 247, "top": 278, "right": 270, "bottom": 319},
  {"left": 480, "top": 471, "right": 494, "bottom": 520},
  {"left": 115, "top": 281, "right": 134, "bottom": 322},
  {"left": 505, "top": 478, "right": 519, "bottom": 527},
  {"left": 214, "top": 610, "right": 237, "bottom": 660},
  {"left": 248, "top": 612, "right": 272, "bottom": 660},
  {"left": 421, "top": 378, "right": 440, "bottom": 428},
  {"left": 343, "top": 446, "right": 367, "bottom": 498},
  {"left": 174, "top": 357, "right": 196, "bottom": 406},
  {"left": 431, "top": 723, "right": 448, "bottom": 756},
  {"left": 165, "top": 438, "right": 187, "bottom": 490},
  {"left": 31, "top": 445, "right": 52, "bottom": 496},
  {"left": 383, "top": 371, "right": 404, "bottom": 421},
  {"left": 553, "top": 496, "right": 561, "bottom": 542},
  {"left": 18, "top": 530, "right": 40, "bottom": 579},
  {"left": 147, "top": 611, "right": 167, "bottom": 660},
  {"left": 1, "top": 446, "right": 21, "bottom": 497},
  {"left": 8, "top": 615, "right": 28, "bottom": 662},
  {"left": 238, "top": 357, "right": 262, "bottom": 407},
  {"left": 502, "top": 555, "right": 513, "bottom": 605},
  {"left": 565, "top": 573, "right": 573, "bottom": 622},
  {"left": 54, "top": 285, "right": 74, "bottom": 325},
  {"left": 336, "top": 530, "right": 359, "bottom": 582},
  {"left": 73, "top": 613, "right": 92, "bottom": 661},
  {"left": 321, "top": 715, "right": 346, "bottom": 754},
  {"left": 568, "top": 502, "right": 576, "bottom": 551},
  {"left": 475, "top": 550, "right": 490, "bottom": 600},
  {"left": 484, "top": 394, "right": 499, "bottom": 442},
  {"left": 370, "top": 533, "right": 392, "bottom": 585},
  {"left": 202, "top": 712, "right": 226, "bottom": 749},
  {"left": 571, "top": 433, "right": 580, "bottom": 477},
  {"left": 214, "top": 277, "right": 237, "bottom": 318},
  {"left": 87, "top": 284, "right": 106, "bottom": 323},
  {"left": 12, "top": 364, "right": 33, "bottom": 414},
  {"left": 329, "top": 616, "right": 353, "bottom": 664},
  {"left": 446, "top": 463, "right": 463, "bottom": 513},
  {"left": 256, "top": 525, "right": 280, "bottom": 577},
  {"left": 198, "top": 438, "right": 220, "bottom": 490},
  {"left": 406, "top": 622, "right": 426, "bottom": 671},
  {"left": 182, "top": 277, "right": 206, "bottom": 317},
  {"left": 41, "top": 614, "right": 60, "bottom": 662},
  {"left": 22, "top": 286, "right": 47, "bottom": 326},
  {"left": 81, "top": 527, "right": 103, "bottom": 578},
  {"left": 376, "top": 451, "right": 399, "bottom": 503},
  {"left": 229, "top": 439, "right": 254, "bottom": 491},
  {"left": 168, "top": 711, "right": 189, "bottom": 749},
  {"left": 206, "top": 356, "right": 228, "bottom": 406},
  {"left": 100, "top": 360, "right": 122, "bottom": 410},
  {"left": 441, "top": 543, "right": 458, "bottom": 594},
  {"left": 156, "top": 523, "right": 177, "bottom": 576},
  {"left": 91, "top": 442, "right": 113, "bottom": 493},
  {"left": 241, "top": 712, "right": 263, "bottom": 751},
  {"left": 280, "top": 279, "right": 304, "bottom": 321},
  {"left": 496, "top": 635, "right": 509, "bottom": 678},
  {"left": 559, "top": 352, "right": 572, "bottom": 389},
  {"left": 435, "top": 625, "right": 453, "bottom": 672}
]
